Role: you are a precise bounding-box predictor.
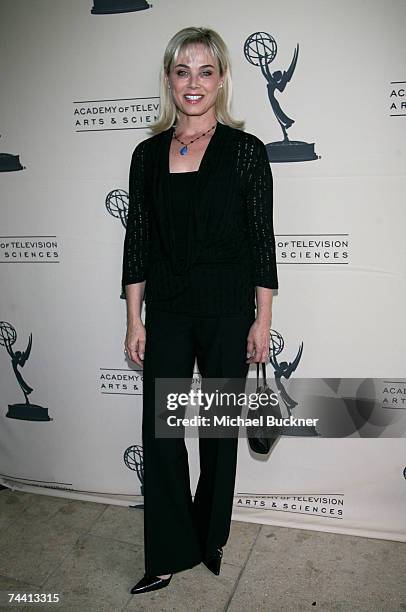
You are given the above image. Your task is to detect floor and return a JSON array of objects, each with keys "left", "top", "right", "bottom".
[{"left": 0, "top": 488, "right": 405, "bottom": 611}]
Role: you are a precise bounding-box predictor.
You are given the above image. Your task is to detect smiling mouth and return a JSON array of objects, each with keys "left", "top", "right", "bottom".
[{"left": 184, "top": 94, "right": 204, "bottom": 103}]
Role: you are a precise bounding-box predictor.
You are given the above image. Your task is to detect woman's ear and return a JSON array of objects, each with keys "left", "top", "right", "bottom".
[{"left": 220, "top": 67, "right": 228, "bottom": 87}]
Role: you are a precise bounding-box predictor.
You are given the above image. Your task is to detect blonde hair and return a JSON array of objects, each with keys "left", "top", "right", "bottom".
[{"left": 150, "top": 26, "right": 244, "bottom": 133}]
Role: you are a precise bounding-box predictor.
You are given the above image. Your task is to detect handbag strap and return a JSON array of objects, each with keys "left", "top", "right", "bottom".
[{"left": 256, "top": 362, "right": 268, "bottom": 388}]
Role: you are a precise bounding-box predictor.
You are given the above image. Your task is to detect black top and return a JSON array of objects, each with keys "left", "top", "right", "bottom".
[
  {"left": 121, "top": 121, "right": 278, "bottom": 317},
  {"left": 169, "top": 171, "right": 197, "bottom": 275},
  {"left": 157, "top": 170, "right": 196, "bottom": 314}
]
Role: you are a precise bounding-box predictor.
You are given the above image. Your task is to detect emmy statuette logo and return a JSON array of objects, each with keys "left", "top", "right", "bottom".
[
  {"left": 124, "top": 444, "right": 144, "bottom": 508},
  {"left": 267, "top": 329, "right": 319, "bottom": 437},
  {"left": 0, "top": 135, "right": 25, "bottom": 172},
  {"left": 91, "top": 0, "right": 151, "bottom": 14},
  {"left": 244, "top": 32, "right": 319, "bottom": 163},
  {"left": 0, "top": 321, "right": 51, "bottom": 421},
  {"left": 105, "top": 188, "right": 129, "bottom": 299},
  {"left": 105, "top": 189, "right": 129, "bottom": 228}
]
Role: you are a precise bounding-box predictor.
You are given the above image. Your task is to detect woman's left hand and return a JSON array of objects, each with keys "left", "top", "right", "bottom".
[{"left": 246, "top": 318, "right": 271, "bottom": 364}]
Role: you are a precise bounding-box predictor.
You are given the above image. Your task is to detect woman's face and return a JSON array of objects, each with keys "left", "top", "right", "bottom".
[{"left": 167, "top": 43, "right": 224, "bottom": 121}]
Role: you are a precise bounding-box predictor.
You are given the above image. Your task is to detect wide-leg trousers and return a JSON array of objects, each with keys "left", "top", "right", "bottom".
[{"left": 141, "top": 305, "right": 256, "bottom": 576}]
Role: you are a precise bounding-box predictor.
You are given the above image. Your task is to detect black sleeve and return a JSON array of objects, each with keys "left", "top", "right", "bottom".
[
  {"left": 120, "top": 142, "right": 149, "bottom": 299},
  {"left": 245, "top": 138, "right": 278, "bottom": 290}
]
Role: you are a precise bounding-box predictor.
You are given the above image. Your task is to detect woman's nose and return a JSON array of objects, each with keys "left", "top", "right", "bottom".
[{"left": 188, "top": 73, "right": 199, "bottom": 88}]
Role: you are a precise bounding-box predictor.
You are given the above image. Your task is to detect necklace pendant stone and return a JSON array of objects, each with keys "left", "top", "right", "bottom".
[{"left": 180, "top": 145, "right": 188, "bottom": 155}]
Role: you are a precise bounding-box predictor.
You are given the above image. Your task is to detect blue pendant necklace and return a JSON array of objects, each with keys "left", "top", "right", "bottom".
[{"left": 173, "top": 123, "right": 217, "bottom": 155}]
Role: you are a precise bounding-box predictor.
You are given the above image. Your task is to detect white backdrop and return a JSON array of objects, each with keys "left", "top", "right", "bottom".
[{"left": 1, "top": 0, "right": 405, "bottom": 542}]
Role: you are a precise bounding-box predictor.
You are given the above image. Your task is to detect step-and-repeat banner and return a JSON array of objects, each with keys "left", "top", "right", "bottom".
[{"left": 1, "top": 0, "right": 405, "bottom": 542}]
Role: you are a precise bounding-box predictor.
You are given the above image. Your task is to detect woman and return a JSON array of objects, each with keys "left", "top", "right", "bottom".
[{"left": 121, "top": 26, "right": 278, "bottom": 594}]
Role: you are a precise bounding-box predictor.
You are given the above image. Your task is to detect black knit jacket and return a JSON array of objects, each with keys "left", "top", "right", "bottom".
[{"left": 121, "top": 121, "right": 278, "bottom": 316}]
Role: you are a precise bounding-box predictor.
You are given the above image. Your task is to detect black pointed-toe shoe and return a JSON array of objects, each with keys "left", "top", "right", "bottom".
[
  {"left": 130, "top": 573, "right": 173, "bottom": 594},
  {"left": 203, "top": 547, "right": 223, "bottom": 575}
]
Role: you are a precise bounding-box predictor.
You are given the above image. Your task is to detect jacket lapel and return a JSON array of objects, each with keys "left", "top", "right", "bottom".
[
  {"left": 187, "top": 121, "right": 226, "bottom": 268},
  {"left": 151, "top": 128, "right": 176, "bottom": 263}
]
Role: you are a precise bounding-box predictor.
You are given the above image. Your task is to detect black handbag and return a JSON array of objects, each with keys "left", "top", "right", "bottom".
[{"left": 246, "top": 362, "right": 281, "bottom": 454}]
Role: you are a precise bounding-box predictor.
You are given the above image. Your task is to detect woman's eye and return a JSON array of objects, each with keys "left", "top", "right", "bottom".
[{"left": 175, "top": 70, "right": 213, "bottom": 77}]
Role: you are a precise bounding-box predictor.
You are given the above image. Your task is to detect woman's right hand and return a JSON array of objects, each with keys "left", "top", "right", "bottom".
[{"left": 125, "top": 319, "right": 146, "bottom": 368}]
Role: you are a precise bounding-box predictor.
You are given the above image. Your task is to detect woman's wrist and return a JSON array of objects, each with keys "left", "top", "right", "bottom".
[
  {"left": 127, "top": 315, "right": 143, "bottom": 328},
  {"left": 255, "top": 287, "right": 273, "bottom": 325},
  {"left": 255, "top": 306, "right": 272, "bottom": 324},
  {"left": 255, "top": 314, "right": 272, "bottom": 326}
]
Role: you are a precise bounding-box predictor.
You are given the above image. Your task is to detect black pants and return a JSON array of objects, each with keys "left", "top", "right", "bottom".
[{"left": 141, "top": 306, "right": 256, "bottom": 576}]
